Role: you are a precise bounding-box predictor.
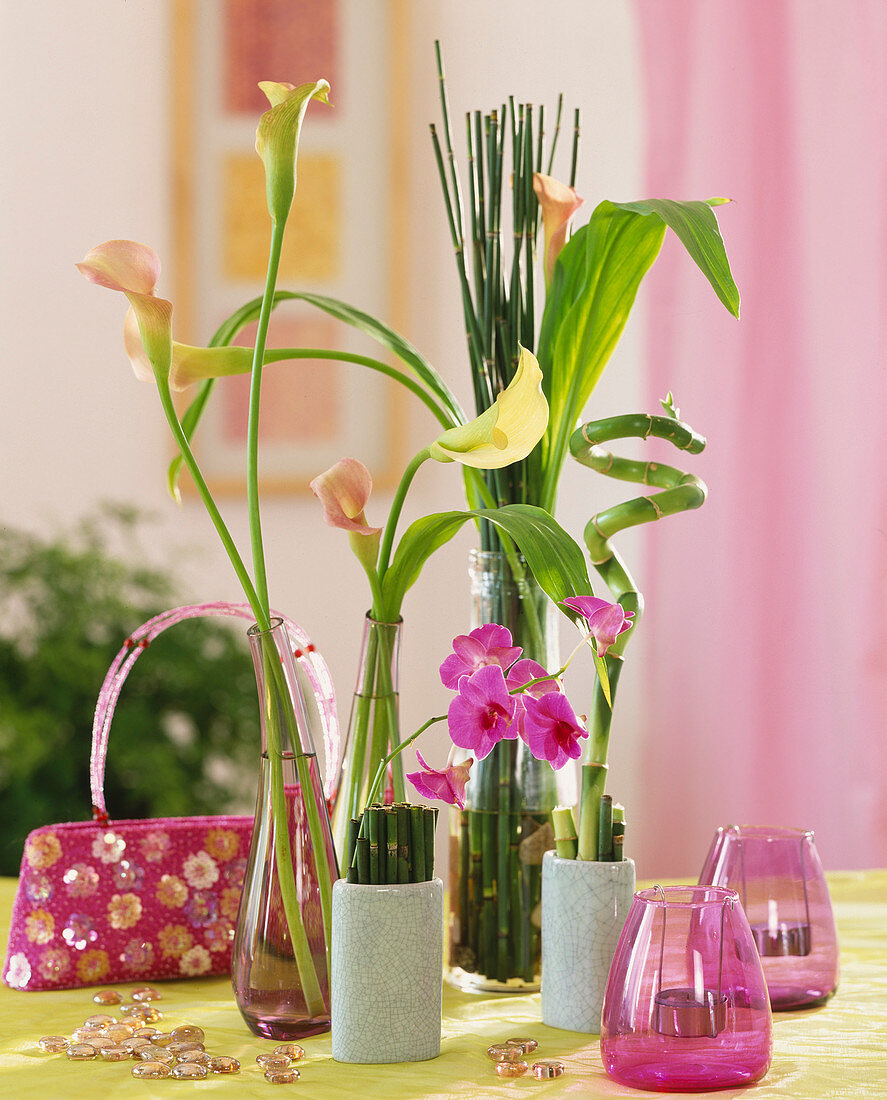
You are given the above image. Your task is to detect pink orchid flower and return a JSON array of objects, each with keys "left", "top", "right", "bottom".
[
  {"left": 521, "top": 691, "right": 588, "bottom": 770},
  {"left": 532, "top": 173, "right": 584, "bottom": 287},
  {"left": 448, "top": 664, "right": 517, "bottom": 760},
  {"left": 561, "top": 596, "right": 634, "bottom": 658},
  {"left": 506, "top": 657, "right": 561, "bottom": 741},
  {"left": 406, "top": 750, "right": 473, "bottom": 809},
  {"left": 439, "top": 624, "right": 522, "bottom": 689},
  {"left": 310, "top": 457, "right": 382, "bottom": 571}
]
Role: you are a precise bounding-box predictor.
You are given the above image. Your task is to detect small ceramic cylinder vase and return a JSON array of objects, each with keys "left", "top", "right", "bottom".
[
  {"left": 541, "top": 852, "right": 636, "bottom": 1032},
  {"left": 331, "top": 878, "right": 443, "bottom": 1063},
  {"left": 698, "top": 824, "right": 839, "bottom": 1009}
]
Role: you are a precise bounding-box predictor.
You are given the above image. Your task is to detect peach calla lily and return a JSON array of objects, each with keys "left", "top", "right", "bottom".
[
  {"left": 429, "top": 346, "right": 548, "bottom": 469},
  {"left": 533, "top": 173, "right": 583, "bottom": 287},
  {"left": 256, "top": 79, "right": 331, "bottom": 225},
  {"left": 310, "top": 457, "right": 382, "bottom": 570},
  {"left": 77, "top": 240, "right": 173, "bottom": 383}
]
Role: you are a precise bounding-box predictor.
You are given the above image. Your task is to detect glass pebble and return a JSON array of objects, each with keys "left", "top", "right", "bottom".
[
  {"left": 496, "top": 1059, "right": 529, "bottom": 1078},
  {"left": 487, "top": 1043, "right": 524, "bottom": 1062},
  {"left": 84, "top": 1013, "right": 116, "bottom": 1027},
  {"left": 38, "top": 1035, "right": 69, "bottom": 1053},
  {"left": 122, "top": 1036, "right": 152, "bottom": 1053},
  {"left": 132, "top": 1061, "right": 171, "bottom": 1079},
  {"left": 273, "top": 1044, "right": 304, "bottom": 1061},
  {"left": 92, "top": 989, "right": 123, "bottom": 1006},
  {"left": 170, "top": 1024, "right": 205, "bottom": 1043},
  {"left": 168, "top": 1040, "right": 205, "bottom": 1055},
  {"left": 506, "top": 1037, "right": 538, "bottom": 1054},
  {"left": 256, "top": 1054, "right": 292, "bottom": 1071},
  {"left": 175, "top": 1050, "right": 211, "bottom": 1066},
  {"left": 132, "top": 1027, "right": 159, "bottom": 1039},
  {"left": 532, "top": 1060, "right": 565, "bottom": 1079},
  {"left": 150, "top": 1032, "right": 174, "bottom": 1046},
  {"left": 71, "top": 1027, "right": 104, "bottom": 1043},
  {"left": 139, "top": 1045, "right": 173, "bottom": 1063},
  {"left": 266, "top": 1070, "right": 300, "bottom": 1084},
  {"left": 209, "top": 1056, "right": 240, "bottom": 1074},
  {"left": 101, "top": 1045, "right": 131, "bottom": 1062},
  {"left": 66, "top": 1044, "right": 98, "bottom": 1060},
  {"left": 105, "top": 1025, "right": 136, "bottom": 1044},
  {"left": 122, "top": 1003, "right": 162, "bottom": 1023},
  {"left": 131, "top": 985, "right": 161, "bottom": 1002},
  {"left": 171, "top": 1062, "right": 209, "bottom": 1079}
]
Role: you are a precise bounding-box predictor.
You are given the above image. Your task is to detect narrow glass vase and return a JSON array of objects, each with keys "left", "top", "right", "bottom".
[
  {"left": 448, "top": 550, "right": 577, "bottom": 993},
  {"left": 330, "top": 614, "right": 403, "bottom": 862},
  {"left": 232, "top": 619, "right": 338, "bottom": 1039}
]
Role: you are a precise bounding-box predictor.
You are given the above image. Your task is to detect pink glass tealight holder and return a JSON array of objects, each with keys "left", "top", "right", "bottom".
[
  {"left": 600, "top": 885, "right": 772, "bottom": 1092},
  {"left": 698, "top": 825, "right": 839, "bottom": 1010}
]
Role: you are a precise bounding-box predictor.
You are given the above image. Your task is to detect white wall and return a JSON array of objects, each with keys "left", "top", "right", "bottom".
[{"left": 1, "top": 0, "right": 650, "bottom": 871}]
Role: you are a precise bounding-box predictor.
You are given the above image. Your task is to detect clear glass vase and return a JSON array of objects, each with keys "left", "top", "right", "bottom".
[
  {"left": 330, "top": 614, "right": 403, "bottom": 863},
  {"left": 447, "top": 550, "right": 577, "bottom": 993},
  {"left": 232, "top": 619, "right": 339, "bottom": 1039}
]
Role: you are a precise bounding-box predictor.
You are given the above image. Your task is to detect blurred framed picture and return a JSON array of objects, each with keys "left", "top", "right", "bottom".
[{"left": 171, "top": 0, "right": 409, "bottom": 493}]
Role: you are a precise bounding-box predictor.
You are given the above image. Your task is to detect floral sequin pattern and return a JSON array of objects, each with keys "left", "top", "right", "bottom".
[
  {"left": 139, "top": 829, "right": 171, "bottom": 863},
  {"left": 25, "top": 833, "right": 62, "bottom": 870},
  {"left": 179, "top": 945, "right": 211, "bottom": 977},
  {"left": 224, "top": 859, "right": 247, "bottom": 888},
  {"left": 107, "top": 892, "right": 142, "bottom": 930},
  {"left": 37, "top": 947, "right": 71, "bottom": 982},
  {"left": 204, "top": 919, "right": 235, "bottom": 953},
  {"left": 204, "top": 828, "right": 240, "bottom": 861},
  {"left": 184, "top": 890, "right": 218, "bottom": 928},
  {"left": 25, "top": 874, "right": 54, "bottom": 903},
  {"left": 63, "top": 913, "right": 98, "bottom": 950},
  {"left": 76, "top": 948, "right": 109, "bottom": 983},
  {"left": 158, "top": 924, "right": 194, "bottom": 959},
  {"left": 121, "top": 938, "right": 154, "bottom": 971},
  {"left": 112, "top": 859, "right": 145, "bottom": 892},
  {"left": 63, "top": 863, "right": 100, "bottom": 899},
  {"left": 92, "top": 831, "right": 126, "bottom": 864},
  {"left": 5, "top": 952, "right": 32, "bottom": 989},
  {"left": 25, "top": 908, "right": 55, "bottom": 945},
  {"left": 219, "top": 886, "right": 242, "bottom": 921},
  {"left": 156, "top": 874, "right": 188, "bottom": 909},
  {"left": 183, "top": 850, "right": 219, "bottom": 889}
]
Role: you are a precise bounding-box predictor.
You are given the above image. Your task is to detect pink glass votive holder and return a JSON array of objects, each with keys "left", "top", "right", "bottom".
[
  {"left": 699, "top": 825, "right": 839, "bottom": 1009},
  {"left": 600, "top": 885, "right": 772, "bottom": 1092}
]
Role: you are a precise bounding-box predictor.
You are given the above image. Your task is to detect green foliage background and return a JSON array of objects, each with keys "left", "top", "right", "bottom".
[{"left": 0, "top": 508, "right": 257, "bottom": 876}]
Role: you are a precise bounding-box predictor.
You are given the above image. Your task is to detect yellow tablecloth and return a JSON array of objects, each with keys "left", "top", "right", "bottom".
[{"left": 1, "top": 872, "right": 885, "bottom": 1098}]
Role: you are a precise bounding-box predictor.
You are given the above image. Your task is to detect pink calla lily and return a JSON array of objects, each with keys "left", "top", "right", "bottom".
[
  {"left": 406, "top": 750, "right": 473, "bottom": 809},
  {"left": 310, "top": 457, "right": 382, "bottom": 570},
  {"left": 77, "top": 240, "right": 173, "bottom": 383},
  {"left": 533, "top": 173, "right": 584, "bottom": 287},
  {"left": 561, "top": 595, "right": 634, "bottom": 658}
]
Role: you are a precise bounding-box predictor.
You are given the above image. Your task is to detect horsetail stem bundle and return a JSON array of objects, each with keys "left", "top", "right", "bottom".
[{"left": 346, "top": 804, "right": 438, "bottom": 885}]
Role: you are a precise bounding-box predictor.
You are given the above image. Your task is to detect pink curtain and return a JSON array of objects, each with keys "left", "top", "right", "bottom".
[{"left": 634, "top": 0, "right": 887, "bottom": 876}]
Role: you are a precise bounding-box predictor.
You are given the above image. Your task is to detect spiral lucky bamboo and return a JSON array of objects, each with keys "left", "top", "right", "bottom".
[{"left": 569, "top": 403, "right": 708, "bottom": 859}]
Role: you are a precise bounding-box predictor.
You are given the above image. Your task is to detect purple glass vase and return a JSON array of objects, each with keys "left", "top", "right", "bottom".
[
  {"left": 698, "top": 824, "right": 839, "bottom": 1009},
  {"left": 600, "top": 886, "right": 772, "bottom": 1092}
]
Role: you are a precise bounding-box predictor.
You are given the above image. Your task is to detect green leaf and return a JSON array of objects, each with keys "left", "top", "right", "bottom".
[
  {"left": 537, "top": 196, "right": 739, "bottom": 510},
  {"left": 380, "top": 503, "right": 593, "bottom": 618},
  {"left": 610, "top": 198, "right": 740, "bottom": 318}
]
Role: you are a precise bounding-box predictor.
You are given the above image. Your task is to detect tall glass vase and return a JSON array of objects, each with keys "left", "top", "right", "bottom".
[
  {"left": 330, "top": 614, "right": 403, "bottom": 863},
  {"left": 232, "top": 619, "right": 339, "bottom": 1039},
  {"left": 448, "top": 550, "right": 577, "bottom": 992}
]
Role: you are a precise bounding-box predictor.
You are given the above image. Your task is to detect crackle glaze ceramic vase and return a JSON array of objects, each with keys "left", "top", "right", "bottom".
[
  {"left": 541, "top": 851, "right": 635, "bottom": 1032},
  {"left": 330, "top": 878, "right": 443, "bottom": 1063}
]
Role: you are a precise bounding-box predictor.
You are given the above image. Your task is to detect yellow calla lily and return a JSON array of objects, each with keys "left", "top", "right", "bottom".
[
  {"left": 429, "top": 346, "right": 548, "bottom": 468},
  {"left": 256, "top": 79, "right": 331, "bottom": 225}
]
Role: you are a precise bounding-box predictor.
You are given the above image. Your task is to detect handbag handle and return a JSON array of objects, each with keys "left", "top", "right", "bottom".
[{"left": 90, "top": 601, "right": 340, "bottom": 822}]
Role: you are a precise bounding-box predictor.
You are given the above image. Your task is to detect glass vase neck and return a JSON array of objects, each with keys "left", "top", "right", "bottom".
[{"left": 248, "top": 618, "right": 316, "bottom": 757}]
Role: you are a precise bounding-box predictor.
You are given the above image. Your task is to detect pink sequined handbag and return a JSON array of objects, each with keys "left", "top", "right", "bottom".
[{"left": 3, "top": 602, "right": 340, "bottom": 992}]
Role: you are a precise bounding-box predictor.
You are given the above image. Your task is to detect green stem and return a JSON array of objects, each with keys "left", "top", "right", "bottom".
[
  {"left": 247, "top": 219, "right": 286, "bottom": 616},
  {"left": 375, "top": 447, "right": 430, "bottom": 593}
]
